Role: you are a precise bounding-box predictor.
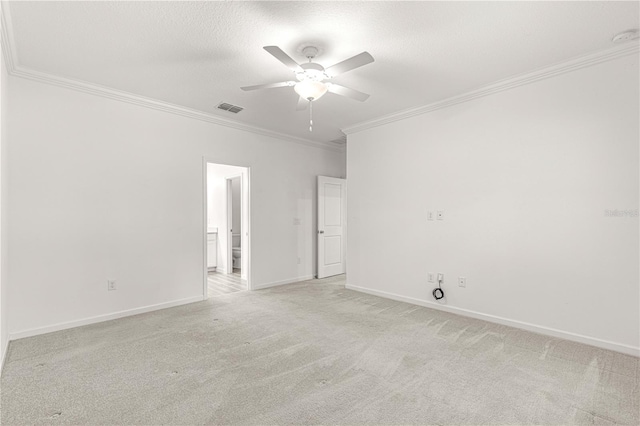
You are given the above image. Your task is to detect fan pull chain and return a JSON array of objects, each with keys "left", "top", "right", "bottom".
[{"left": 309, "top": 100, "right": 313, "bottom": 132}]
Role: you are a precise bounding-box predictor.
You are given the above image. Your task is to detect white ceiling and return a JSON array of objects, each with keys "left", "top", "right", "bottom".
[{"left": 5, "top": 1, "right": 639, "bottom": 145}]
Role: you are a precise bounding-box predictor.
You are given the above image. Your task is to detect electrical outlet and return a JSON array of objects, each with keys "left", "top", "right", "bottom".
[
  {"left": 436, "top": 210, "right": 444, "bottom": 220},
  {"left": 107, "top": 280, "right": 117, "bottom": 291},
  {"left": 437, "top": 273, "right": 444, "bottom": 282},
  {"left": 428, "top": 272, "right": 435, "bottom": 282},
  {"left": 458, "top": 277, "right": 466, "bottom": 288},
  {"left": 427, "top": 211, "right": 435, "bottom": 221}
]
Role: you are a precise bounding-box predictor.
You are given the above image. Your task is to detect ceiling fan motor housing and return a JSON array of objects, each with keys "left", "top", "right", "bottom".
[{"left": 297, "top": 63, "right": 328, "bottom": 82}]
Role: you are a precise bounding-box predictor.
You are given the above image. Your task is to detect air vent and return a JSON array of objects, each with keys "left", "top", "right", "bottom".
[{"left": 217, "top": 102, "right": 244, "bottom": 114}]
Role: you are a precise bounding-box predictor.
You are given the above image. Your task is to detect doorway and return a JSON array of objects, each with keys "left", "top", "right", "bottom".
[
  {"left": 317, "top": 176, "right": 346, "bottom": 279},
  {"left": 205, "top": 161, "right": 250, "bottom": 298}
]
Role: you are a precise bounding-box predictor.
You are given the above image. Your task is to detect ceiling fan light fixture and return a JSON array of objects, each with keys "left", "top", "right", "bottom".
[{"left": 294, "top": 79, "right": 328, "bottom": 101}]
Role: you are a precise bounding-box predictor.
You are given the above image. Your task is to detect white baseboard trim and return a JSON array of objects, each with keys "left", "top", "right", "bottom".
[
  {"left": 345, "top": 284, "right": 639, "bottom": 357},
  {"left": 9, "top": 295, "right": 205, "bottom": 341},
  {"left": 1, "top": 337, "right": 9, "bottom": 373},
  {"left": 253, "top": 275, "right": 314, "bottom": 291}
]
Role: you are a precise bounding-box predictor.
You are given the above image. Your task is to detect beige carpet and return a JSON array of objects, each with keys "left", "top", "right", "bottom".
[{"left": 1, "top": 275, "right": 638, "bottom": 425}]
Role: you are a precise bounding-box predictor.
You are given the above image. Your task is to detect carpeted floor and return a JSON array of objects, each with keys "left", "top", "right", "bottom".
[{"left": 1, "top": 274, "right": 638, "bottom": 425}]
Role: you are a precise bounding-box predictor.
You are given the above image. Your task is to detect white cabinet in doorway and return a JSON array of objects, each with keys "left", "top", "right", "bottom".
[{"left": 207, "top": 232, "right": 217, "bottom": 269}]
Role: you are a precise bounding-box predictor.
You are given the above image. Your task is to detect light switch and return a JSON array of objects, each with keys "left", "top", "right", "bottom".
[{"left": 427, "top": 211, "right": 435, "bottom": 221}]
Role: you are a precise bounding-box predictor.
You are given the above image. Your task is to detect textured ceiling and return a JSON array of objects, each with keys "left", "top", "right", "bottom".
[{"left": 5, "top": 1, "right": 640, "bottom": 144}]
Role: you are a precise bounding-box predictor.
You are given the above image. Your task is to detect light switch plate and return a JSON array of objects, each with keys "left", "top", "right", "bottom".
[
  {"left": 427, "top": 211, "right": 435, "bottom": 221},
  {"left": 436, "top": 210, "right": 444, "bottom": 220},
  {"left": 428, "top": 272, "right": 435, "bottom": 282},
  {"left": 458, "top": 277, "right": 466, "bottom": 287}
]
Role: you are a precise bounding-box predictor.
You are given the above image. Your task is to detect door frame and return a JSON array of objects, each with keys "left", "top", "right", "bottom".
[
  {"left": 226, "top": 177, "right": 233, "bottom": 275},
  {"left": 226, "top": 174, "right": 243, "bottom": 275},
  {"left": 202, "top": 158, "right": 252, "bottom": 299}
]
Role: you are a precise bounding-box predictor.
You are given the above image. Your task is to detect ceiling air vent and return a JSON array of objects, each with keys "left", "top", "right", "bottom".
[{"left": 217, "top": 102, "right": 244, "bottom": 114}]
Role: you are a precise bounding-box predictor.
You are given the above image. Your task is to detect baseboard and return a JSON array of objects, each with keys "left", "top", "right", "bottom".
[
  {"left": 0, "top": 337, "right": 9, "bottom": 374},
  {"left": 253, "top": 275, "right": 314, "bottom": 291},
  {"left": 9, "top": 295, "right": 205, "bottom": 341},
  {"left": 345, "top": 284, "right": 639, "bottom": 357}
]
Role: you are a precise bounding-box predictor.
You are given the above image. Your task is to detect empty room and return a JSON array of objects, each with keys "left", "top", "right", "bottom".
[{"left": 0, "top": 1, "right": 638, "bottom": 425}]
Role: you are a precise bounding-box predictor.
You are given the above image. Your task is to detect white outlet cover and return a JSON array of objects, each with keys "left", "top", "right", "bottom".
[
  {"left": 458, "top": 277, "right": 466, "bottom": 287},
  {"left": 437, "top": 210, "right": 444, "bottom": 220}
]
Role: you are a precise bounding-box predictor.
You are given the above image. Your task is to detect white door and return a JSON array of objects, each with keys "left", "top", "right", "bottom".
[{"left": 317, "top": 176, "right": 346, "bottom": 278}]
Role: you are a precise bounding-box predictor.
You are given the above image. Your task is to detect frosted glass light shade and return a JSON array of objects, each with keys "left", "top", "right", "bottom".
[{"left": 294, "top": 80, "right": 328, "bottom": 101}]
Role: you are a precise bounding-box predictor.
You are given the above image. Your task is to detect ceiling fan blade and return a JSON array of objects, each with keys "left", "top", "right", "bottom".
[
  {"left": 263, "top": 46, "right": 303, "bottom": 73},
  {"left": 241, "top": 81, "right": 295, "bottom": 91},
  {"left": 296, "top": 96, "right": 309, "bottom": 111},
  {"left": 327, "top": 83, "right": 370, "bottom": 102},
  {"left": 325, "top": 52, "right": 374, "bottom": 77}
]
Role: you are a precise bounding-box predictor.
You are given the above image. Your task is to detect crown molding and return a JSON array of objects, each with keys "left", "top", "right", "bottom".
[
  {"left": 0, "top": 2, "right": 17, "bottom": 73},
  {"left": 330, "top": 135, "right": 347, "bottom": 145},
  {"left": 342, "top": 42, "right": 640, "bottom": 136},
  {"left": 11, "top": 65, "right": 345, "bottom": 152},
  {"left": 0, "top": 3, "right": 343, "bottom": 154}
]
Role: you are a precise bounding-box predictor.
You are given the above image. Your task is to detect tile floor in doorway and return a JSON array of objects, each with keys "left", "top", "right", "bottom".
[{"left": 207, "top": 269, "right": 246, "bottom": 297}]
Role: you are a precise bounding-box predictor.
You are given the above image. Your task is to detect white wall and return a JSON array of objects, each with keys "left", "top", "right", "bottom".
[
  {"left": 346, "top": 53, "right": 639, "bottom": 354},
  {"left": 7, "top": 75, "right": 345, "bottom": 337},
  {"left": 0, "top": 28, "right": 9, "bottom": 366}
]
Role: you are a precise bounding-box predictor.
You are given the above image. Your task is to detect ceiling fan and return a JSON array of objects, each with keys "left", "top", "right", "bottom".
[{"left": 241, "top": 45, "right": 374, "bottom": 131}]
